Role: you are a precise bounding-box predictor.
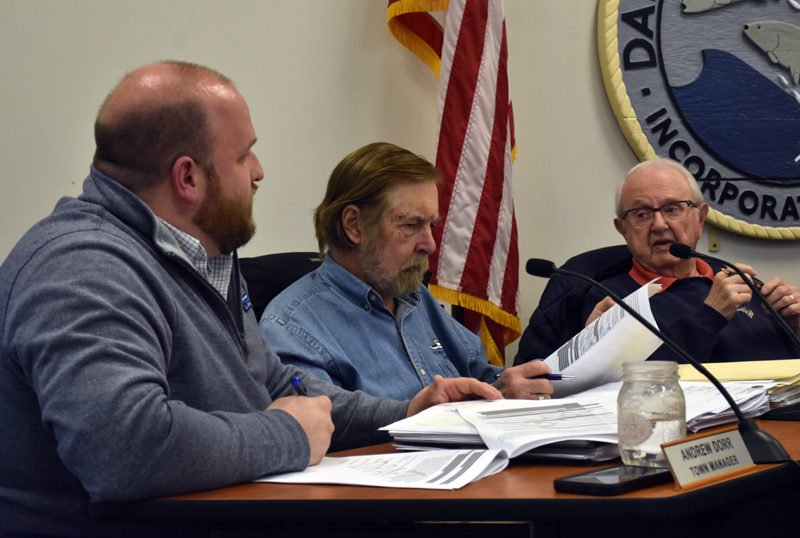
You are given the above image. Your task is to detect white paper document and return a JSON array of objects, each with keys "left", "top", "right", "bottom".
[
  {"left": 544, "top": 281, "right": 663, "bottom": 396},
  {"left": 381, "top": 397, "right": 618, "bottom": 458},
  {"left": 455, "top": 398, "right": 618, "bottom": 458},
  {"left": 256, "top": 448, "right": 508, "bottom": 490},
  {"left": 258, "top": 380, "right": 775, "bottom": 490}
]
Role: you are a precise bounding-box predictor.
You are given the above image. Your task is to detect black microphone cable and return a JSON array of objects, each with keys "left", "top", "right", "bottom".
[{"left": 669, "top": 243, "right": 800, "bottom": 350}]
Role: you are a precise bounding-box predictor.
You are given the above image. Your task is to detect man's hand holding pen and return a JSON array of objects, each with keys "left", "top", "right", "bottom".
[
  {"left": 492, "top": 360, "right": 556, "bottom": 400},
  {"left": 705, "top": 263, "right": 758, "bottom": 319},
  {"left": 268, "top": 376, "right": 334, "bottom": 466}
]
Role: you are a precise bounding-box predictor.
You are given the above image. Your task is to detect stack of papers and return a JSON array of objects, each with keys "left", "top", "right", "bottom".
[
  {"left": 582, "top": 380, "right": 775, "bottom": 432},
  {"left": 770, "top": 385, "right": 800, "bottom": 407},
  {"left": 258, "top": 397, "right": 619, "bottom": 491},
  {"left": 385, "top": 379, "right": 777, "bottom": 454},
  {"left": 383, "top": 398, "right": 618, "bottom": 459},
  {"left": 257, "top": 379, "right": 775, "bottom": 491},
  {"left": 579, "top": 380, "right": 775, "bottom": 432},
  {"left": 682, "top": 381, "right": 775, "bottom": 430},
  {"left": 678, "top": 359, "right": 800, "bottom": 409}
]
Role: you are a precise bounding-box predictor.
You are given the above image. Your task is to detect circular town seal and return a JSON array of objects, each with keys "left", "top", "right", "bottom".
[{"left": 598, "top": 0, "right": 800, "bottom": 239}]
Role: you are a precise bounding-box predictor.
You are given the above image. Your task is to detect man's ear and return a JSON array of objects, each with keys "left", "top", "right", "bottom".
[
  {"left": 170, "top": 156, "right": 203, "bottom": 204},
  {"left": 341, "top": 204, "right": 363, "bottom": 245},
  {"left": 697, "top": 202, "right": 709, "bottom": 229},
  {"left": 614, "top": 217, "right": 626, "bottom": 238}
]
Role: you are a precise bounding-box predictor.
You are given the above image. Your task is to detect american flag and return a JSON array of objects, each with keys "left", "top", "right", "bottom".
[{"left": 388, "top": 0, "right": 519, "bottom": 365}]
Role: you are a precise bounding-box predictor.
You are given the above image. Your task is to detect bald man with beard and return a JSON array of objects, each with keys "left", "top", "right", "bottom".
[{"left": 0, "top": 62, "right": 501, "bottom": 537}]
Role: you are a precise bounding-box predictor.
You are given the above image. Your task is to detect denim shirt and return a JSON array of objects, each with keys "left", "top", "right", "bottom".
[{"left": 259, "top": 256, "right": 501, "bottom": 400}]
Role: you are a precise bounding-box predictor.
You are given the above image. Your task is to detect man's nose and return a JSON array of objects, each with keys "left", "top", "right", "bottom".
[
  {"left": 252, "top": 153, "right": 264, "bottom": 183},
  {"left": 419, "top": 227, "right": 437, "bottom": 254}
]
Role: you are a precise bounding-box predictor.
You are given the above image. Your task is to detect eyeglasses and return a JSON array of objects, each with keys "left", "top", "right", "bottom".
[{"left": 621, "top": 200, "right": 696, "bottom": 227}]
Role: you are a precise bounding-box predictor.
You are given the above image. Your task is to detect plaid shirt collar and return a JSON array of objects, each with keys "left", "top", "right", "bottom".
[{"left": 156, "top": 218, "right": 233, "bottom": 297}]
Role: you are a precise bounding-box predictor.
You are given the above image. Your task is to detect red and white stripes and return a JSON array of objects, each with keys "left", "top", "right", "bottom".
[{"left": 388, "top": 0, "right": 520, "bottom": 365}]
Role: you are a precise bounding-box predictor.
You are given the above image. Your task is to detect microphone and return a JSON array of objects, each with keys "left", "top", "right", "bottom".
[
  {"left": 525, "top": 258, "right": 558, "bottom": 278},
  {"left": 669, "top": 243, "right": 800, "bottom": 349},
  {"left": 526, "top": 257, "right": 791, "bottom": 464}
]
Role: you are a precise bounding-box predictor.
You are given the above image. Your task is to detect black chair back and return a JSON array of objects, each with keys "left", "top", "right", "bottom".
[{"left": 239, "top": 252, "right": 322, "bottom": 321}]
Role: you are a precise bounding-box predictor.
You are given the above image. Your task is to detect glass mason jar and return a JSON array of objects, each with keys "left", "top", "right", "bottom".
[{"left": 617, "top": 361, "right": 686, "bottom": 467}]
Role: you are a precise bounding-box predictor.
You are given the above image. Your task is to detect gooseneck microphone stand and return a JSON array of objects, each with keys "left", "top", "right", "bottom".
[{"left": 525, "top": 258, "right": 791, "bottom": 464}]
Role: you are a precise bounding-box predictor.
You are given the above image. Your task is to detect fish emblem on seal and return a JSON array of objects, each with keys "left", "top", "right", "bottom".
[
  {"left": 744, "top": 20, "right": 800, "bottom": 84},
  {"left": 682, "top": 0, "right": 759, "bottom": 15}
]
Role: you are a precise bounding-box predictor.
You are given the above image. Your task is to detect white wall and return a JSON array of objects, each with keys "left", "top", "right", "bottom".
[{"left": 2, "top": 1, "right": 797, "bottom": 364}]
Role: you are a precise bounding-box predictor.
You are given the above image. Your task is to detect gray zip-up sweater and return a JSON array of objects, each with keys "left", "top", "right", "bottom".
[{"left": 0, "top": 167, "right": 407, "bottom": 536}]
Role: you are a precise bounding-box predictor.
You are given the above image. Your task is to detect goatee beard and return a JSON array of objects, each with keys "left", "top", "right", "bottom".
[{"left": 369, "top": 256, "right": 429, "bottom": 299}]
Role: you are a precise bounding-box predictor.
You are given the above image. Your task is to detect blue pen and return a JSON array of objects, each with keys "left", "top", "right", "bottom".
[
  {"left": 536, "top": 373, "right": 574, "bottom": 381},
  {"left": 291, "top": 375, "right": 308, "bottom": 396},
  {"left": 495, "top": 373, "right": 575, "bottom": 380}
]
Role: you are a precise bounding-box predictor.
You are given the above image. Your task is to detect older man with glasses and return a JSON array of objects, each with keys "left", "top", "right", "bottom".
[{"left": 581, "top": 158, "right": 800, "bottom": 363}]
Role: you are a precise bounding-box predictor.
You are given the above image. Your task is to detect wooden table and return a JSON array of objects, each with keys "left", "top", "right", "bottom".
[{"left": 90, "top": 420, "right": 800, "bottom": 537}]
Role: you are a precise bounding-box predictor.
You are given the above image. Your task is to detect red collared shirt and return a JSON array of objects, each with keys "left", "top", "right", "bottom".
[{"left": 628, "top": 257, "right": 715, "bottom": 292}]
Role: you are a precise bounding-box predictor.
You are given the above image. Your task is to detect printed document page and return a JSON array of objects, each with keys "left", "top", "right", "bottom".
[
  {"left": 544, "top": 281, "right": 662, "bottom": 397},
  {"left": 256, "top": 448, "right": 508, "bottom": 490},
  {"left": 381, "top": 397, "right": 618, "bottom": 458},
  {"left": 455, "top": 398, "right": 617, "bottom": 458}
]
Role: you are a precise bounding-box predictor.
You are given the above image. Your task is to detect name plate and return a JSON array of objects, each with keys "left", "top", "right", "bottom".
[{"left": 662, "top": 426, "right": 755, "bottom": 489}]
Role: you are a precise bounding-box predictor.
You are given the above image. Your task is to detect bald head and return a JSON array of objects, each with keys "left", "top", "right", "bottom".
[
  {"left": 93, "top": 61, "right": 236, "bottom": 193},
  {"left": 615, "top": 158, "right": 704, "bottom": 220}
]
